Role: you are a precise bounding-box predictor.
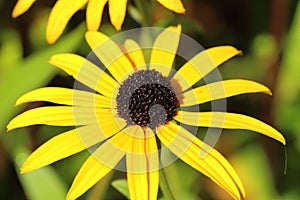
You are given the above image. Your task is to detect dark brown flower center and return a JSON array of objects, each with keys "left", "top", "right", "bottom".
[{"left": 116, "top": 70, "right": 179, "bottom": 129}]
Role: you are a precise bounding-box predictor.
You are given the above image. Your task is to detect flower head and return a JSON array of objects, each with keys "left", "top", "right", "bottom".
[
  {"left": 7, "top": 25, "right": 285, "bottom": 200},
  {"left": 12, "top": 0, "right": 185, "bottom": 44}
]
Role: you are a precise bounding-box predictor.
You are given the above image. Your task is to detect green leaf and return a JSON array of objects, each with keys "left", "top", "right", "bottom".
[
  {"left": 229, "top": 142, "right": 278, "bottom": 200},
  {"left": 0, "top": 23, "right": 85, "bottom": 200},
  {"left": 0, "top": 23, "right": 85, "bottom": 133},
  {"left": 111, "top": 179, "right": 130, "bottom": 199},
  {"left": 0, "top": 29, "right": 23, "bottom": 69},
  {"left": 3, "top": 129, "right": 67, "bottom": 200},
  {"left": 275, "top": 0, "right": 300, "bottom": 149},
  {"left": 17, "top": 156, "right": 67, "bottom": 200}
]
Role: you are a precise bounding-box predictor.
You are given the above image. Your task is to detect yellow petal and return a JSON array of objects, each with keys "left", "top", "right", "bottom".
[
  {"left": 124, "top": 39, "right": 147, "bottom": 70},
  {"left": 181, "top": 79, "right": 271, "bottom": 106},
  {"left": 85, "top": 31, "right": 134, "bottom": 81},
  {"left": 108, "top": 0, "right": 127, "bottom": 30},
  {"left": 150, "top": 25, "right": 181, "bottom": 77},
  {"left": 206, "top": 46, "right": 242, "bottom": 67},
  {"left": 16, "top": 87, "right": 112, "bottom": 108},
  {"left": 67, "top": 131, "right": 131, "bottom": 200},
  {"left": 7, "top": 106, "right": 125, "bottom": 131},
  {"left": 96, "top": 109, "right": 126, "bottom": 138},
  {"left": 86, "top": 0, "right": 107, "bottom": 31},
  {"left": 7, "top": 106, "right": 88, "bottom": 130},
  {"left": 49, "top": 53, "right": 118, "bottom": 98},
  {"left": 21, "top": 124, "right": 110, "bottom": 173},
  {"left": 157, "top": 0, "right": 185, "bottom": 13},
  {"left": 174, "top": 111, "right": 286, "bottom": 144},
  {"left": 156, "top": 122, "right": 245, "bottom": 200},
  {"left": 12, "top": 0, "right": 36, "bottom": 18},
  {"left": 126, "top": 127, "right": 159, "bottom": 200},
  {"left": 67, "top": 156, "right": 113, "bottom": 200},
  {"left": 172, "top": 46, "right": 241, "bottom": 92},
  {"left": 46, "top": 0, "right": 88, "bottom": 44}
]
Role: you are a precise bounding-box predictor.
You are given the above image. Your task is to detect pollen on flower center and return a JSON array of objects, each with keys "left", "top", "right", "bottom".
[{"left": 116, "top": 69, "right": 179, "bottom": 129}]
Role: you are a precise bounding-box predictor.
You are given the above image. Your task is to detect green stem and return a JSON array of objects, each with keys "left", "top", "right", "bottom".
[
  {"left": 159, "top": 169, "right": 176, "bottom": 200},
  {"left": 133, "top": 0, "right": 154, "bottom": 27}
]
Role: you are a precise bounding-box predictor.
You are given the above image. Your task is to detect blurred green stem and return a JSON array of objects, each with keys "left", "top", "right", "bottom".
[
  {"left": 160, "top": 169, "right": 175, "bottom": 200},
  {"left": 133, "top": 0, "right": 154, "bottom": 26}
]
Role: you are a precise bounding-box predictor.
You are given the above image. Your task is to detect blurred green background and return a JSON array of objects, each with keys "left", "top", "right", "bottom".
[{"left": 1, "top": 0, "right": 300, "bottom": 199}]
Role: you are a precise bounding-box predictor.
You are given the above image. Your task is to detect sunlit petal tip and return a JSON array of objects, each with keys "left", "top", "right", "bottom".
[
  {"left": 85, "top": 31, "right": 107, "bottom": 49},
  {"left": 281, "top": 137, "right": 286, "bottom": 145},
  {"left": 7, "top": 120, "right": 16, "bottom": 132},
  {"left": 86, "top": 0, "right": 108, "bottom": 31},
  {"left": 238, "top": 50, "right": 243, "bottom": 56},
  {"left": 48, "top": 54, "right": 62, "bottom": 66},
  {"left": 12, "top": 9, "right": 21, "bottom": 18},
  {"left": 113, "top": 23, "right": 122, "bottom": 31},
  {"left": 109, "top": 0, "right": 127, "bottom": 31},
  {"left": 46, "top": 34, "right": 58, "bottom": 45},
  {"left": 176, "top": 6, "right": 186, "bottom": 14},
  {"left": 66, "top": 191, "right": 76, "bottom": 200},
  {"left": 48, "top": 53, "right": 82, "bottom": 68},
  {"left": 12, "top": 0, "right": 36, "bottom": 18},
  {"left": 20, "top": 163, "right": 32, "bottom": 174},
  {"left": 15, "top": 92, "right": 32, "bottom": 106},
  {"left": 175, "top": 111, "right": 286, "bottom": 145},
  {"left": 46, "top": 0, "right": 88, "bottom": 44},
  {"left": 205, "top": 45, "right": 243, "bottom": 67},
  {"left": 15, "top": 100, "right": 23, "bottom": 107},
  {"left": 46, "top": 20, "right": 61, "bottom": 45},
  {"left": 266, "top": 88, "right": 272, "bottom": 96},
  {"left": 167, "top": 24, "right": 182, "bottom": 32},
  {"left": 85, "top": 30, "right": 103, "bottom": 38},
  {"left": 157, "top": 0, "right": 186, "bottom": 14},
  {"left": 20, "top": 169, "right": 26, "bottom": 174}
]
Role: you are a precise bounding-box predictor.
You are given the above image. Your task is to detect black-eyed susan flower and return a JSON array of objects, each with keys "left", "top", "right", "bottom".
[
  {"left": 7, "top": 25, "right": 285, "bottom": 200},
  {"left": 12, "top": 0, "right": 185, "bottom": 44}
]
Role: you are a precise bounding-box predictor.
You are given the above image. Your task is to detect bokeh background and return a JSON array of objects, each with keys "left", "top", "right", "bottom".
[{"left": 1, "top": 0, "right": 300, "bottom": 199}]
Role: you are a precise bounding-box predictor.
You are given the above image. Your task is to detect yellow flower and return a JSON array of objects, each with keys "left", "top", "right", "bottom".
[
  {"left": 7, "top": 25, "right": 285, "bottom": 200},
  {"left": 12, "top": 0, "right": 185, "bottom": 44}
]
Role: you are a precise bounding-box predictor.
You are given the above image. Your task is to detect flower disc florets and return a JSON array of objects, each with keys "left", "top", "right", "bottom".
[{"left": 116, "top": 69, "right": 179, "bottom": 129}]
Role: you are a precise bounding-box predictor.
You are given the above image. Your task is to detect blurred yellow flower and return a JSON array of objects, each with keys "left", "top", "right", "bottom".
[
  {"left": 12, "top": 0, "right": 185, "bottom": 44},
  {"left": 7, "top": 25, "right": 285, "bottom": 200}
]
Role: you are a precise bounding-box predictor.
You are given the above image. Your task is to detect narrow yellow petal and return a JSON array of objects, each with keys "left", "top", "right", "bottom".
[
  {"left": 21, "top": 124, "right": 109, "bottom": 173},
  {"left": 85, "top": 31, "right": 134, "bottom": 81},
  {"left": 126, "top": 127, "right": 159, "bottom": 200},
  {"left": 7, "top": 106, "right": 91, "bottom": 130},
  {"left": 174, "top": 111, "right": 286, "bottom": 144},
  {"left": 16, "top": 87, "right": 112, "bottom": 108},
  {"left": 157, "top": 0, "right": 185, "bottom": 13},
  {"left": 67, "top": 156, "right": 113, "bottom": 200},
  {"left": 46, "top": 0, "right": 88, "bottom": 44},
  {"left": 172, "top": 46, "right": 241, "bottom": 92},
  {"left": 150, "top": 25, "right": 181, "bottom": 77},
  {"left": 124, "top": 39, "right": 147, "bottom": 70},
  {"left": 108, "top": 0, "right": 127, "bottom": 30},
  {"left": 181, "top": 79, "right": 271, "bottom": 106},
  {"left": 7, "top": 106, "right": 125, "bottom": 132},
  {"left": 67, "top": 131, "right": 131, "bottom": 200},
  {"left": 12, "top": 0, "right": 36, "bottom": 18},
  {"left": 157, "top": 122, "right": 245, "bottom": 200},
  {"left": 86, "top": 0, "right": 108, "bottom": 31},
  {"left": 206, "top": 46, "right": 242, "bottom": 67},
  {"left": 127, "top": 170, "right": 159, "bottom": 200},
  {"left": 49, "top": 53, "right": 118, "bottom": 97}
]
